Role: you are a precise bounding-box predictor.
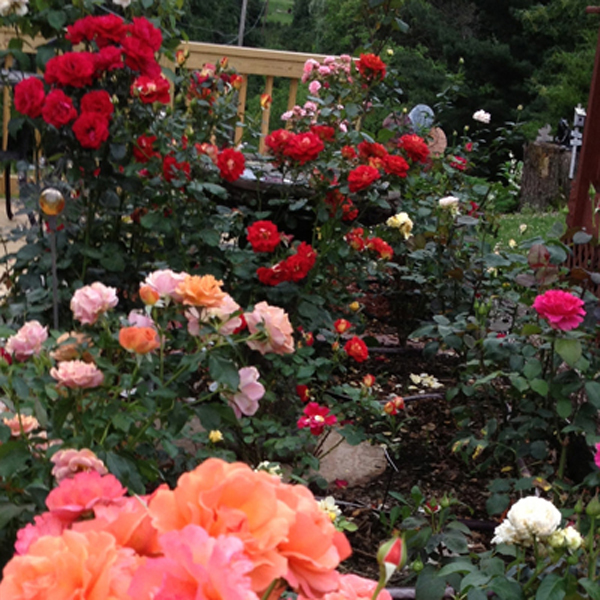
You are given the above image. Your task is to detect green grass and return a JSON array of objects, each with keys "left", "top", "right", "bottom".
[
  {"left": 493, "top": 207, "right": 567, "bottom": 253},
  {"left": 267, "top": 0, "right": 294, "bottom": 26}
]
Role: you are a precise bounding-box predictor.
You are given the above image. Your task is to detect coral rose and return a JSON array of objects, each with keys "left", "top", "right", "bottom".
[
  {"left": 119, "top": 326, "right": 160, "bottom": 354},
  {"left": 14, "top": 511, "right": 67, "bottom": 555},
  {"left": 6, "top": 320, "right": 48, "bottom": 361},
  {"left": 51, "top": 448, "right": 108, "bottom": 483},
  {"left": 245, "top": 301, "right": 295, "bottom": 355},
  {"left": 70, "top": 282, "right": 118, "bottom": 325},
  {"left": 0, "top": 530, "right": 140, "bottom": 600},
  {"left": 50, "top": 360, "right": 104, "bottom": 389},
  {"left": 176, "top": 274, "right": 226, "bottom": 308},
  {"left": 533, "top": 289, "right": 585, "bottom": 331}
]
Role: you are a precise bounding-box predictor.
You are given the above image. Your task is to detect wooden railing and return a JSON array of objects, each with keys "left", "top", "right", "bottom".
[{"left": 0, "top": 28, "right": 328, "bottom": 156}]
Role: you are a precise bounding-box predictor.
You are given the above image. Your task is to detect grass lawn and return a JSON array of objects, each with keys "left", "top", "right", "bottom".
[
  {"left": 493, "top": 207, "right": 567, "bottom": 253},
  {"left": 267, "top": 0, "right": 294, "bottom": 26}
]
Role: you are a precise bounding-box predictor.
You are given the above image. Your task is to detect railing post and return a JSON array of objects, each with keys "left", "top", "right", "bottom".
[
  {"left": 235, "top": 74, "right": 248, "bottom": 146},
  {"left": 258, "top": 75, "right": 274, "bottom": 154}
]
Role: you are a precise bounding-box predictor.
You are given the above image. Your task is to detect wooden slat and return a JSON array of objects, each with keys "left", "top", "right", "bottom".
[
  {"left": 258, "top": 76, "right": 274, "bottom": 154},
  {"left": 234, "top": 75, "right": 248, "bottom": 146},
  {"left": 287, "top": 78, "right": 299, "bottom": 111}
]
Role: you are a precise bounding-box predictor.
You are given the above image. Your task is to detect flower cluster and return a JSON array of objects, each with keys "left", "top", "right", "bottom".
[
  {"left": 257, "top": 242, "right": 318, "bottom": 286},
  {"left": 344, "top": 228, "right": 393, "bottom": 260},
  {"left": 265, "top": 129, "right": 325, "bottom": 165},
  {"left": 188, "top": 57, "right": 243, "bottom": 105}
]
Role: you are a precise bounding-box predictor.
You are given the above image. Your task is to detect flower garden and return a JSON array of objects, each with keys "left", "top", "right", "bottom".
[{"left": 1, "top": 1, "right": 600, "bottom": 598}]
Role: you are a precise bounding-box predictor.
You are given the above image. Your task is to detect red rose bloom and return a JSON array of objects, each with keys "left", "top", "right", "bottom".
[
  {"left": 343, "top": 336, "right": 369, "bottom": 362},
  {"left": 334, "top": 319, "right": 351, "bottom": 334},
  {"left": 66, "top": 15, "right": 127, "bottom": 47},
  {"left": 163, "top": 155, "right": 191, "bottom": 183},
  {"left": 356, "top": 53, "right": 387, "bottom": 81},
  {"left": 310, "top": 124, "right": 336, "bottom": 142},
  {"left": 383, "top": 154, "right": 409, "bottom": 178},
  {"left": 129, "top": 17, "right": 163, "bottom": 52},
  {"left": 358, "top": 140, "right": 387, "bottom": 161},
  {"left": 122, "top": 37, "right": 161, "bottom": 77},
  {"left": 72, "top": 113, "right": 110, "bottom": 149},
  {"left": 131, "top": 75, "right": 171, "bottom": 104},
  {"left": 325, "top": 190, "right": 358, "bottom": 221},
  {"left": 283, "top": 242, "right": 317, "bottom": 282},
  {"left": 465, "top": 142, "right": 473, "bottom": 152},
  {"left": 283, "top": 132, "right": 324, "bottom": 165},
  {"left": 341, "top": 145, "right": 357, "bottom": 160},
  {"left": 366, "top": 237, "right": 394, "bottom": 260},
  {"left": 247, "top": 220, "right": 281, "bottom": 253},
  {"left": 345, "top": 227, "right": 366, "bottom": 251},
  {"left": 80, "top": 90, "right": 113, "bottom": 118},
  {"left": 397, "top": 134, "right": 430, "bottom": 163},
  {"left": 257, "top": 265, "right": 288, "bottom": 286},
  {"left": 133, "top": 134, "right": 158, "bottom": 163},
  {"left": 265, "top": 129, "right": 295, "bottom": 157},
  {"left": 217, "top": 148, "right": 245, "bottom": 182},
  {"left": 195, "top": 142, "right": 219, "bottom": 164},
  {"left": 533, "top": 290, "right": 585, "bottom": 331},
  {"left": 296, "top": 385, "right": 310, "bottom": 402},
  {"left": 297, "top": 402, "right": 337, "bottom": 436},
  {"left": 42, "top": 90, "right": 78, "bottom": 128},
  {"left": 449, "top": 156, "right": 467, "bottom": 171},
  {"left": 44, "top": 52, "right": 96, "bottom": 88},
  {"left": 347, "top": 165, "right": 380, "bottom": 192},
  {"left": 14, "top": 77, "right": 45, "bottom": 118},
  {"left": 94, "top": 46, "right": 124, "bottom": 74}
]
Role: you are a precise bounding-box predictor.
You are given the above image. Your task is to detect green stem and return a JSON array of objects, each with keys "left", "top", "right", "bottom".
[
  {"left": 260, "top": 579, "right": 279, "bottom": 600},
  {"left": 589, "top": 516, "right": 597, "bottom": 581}
]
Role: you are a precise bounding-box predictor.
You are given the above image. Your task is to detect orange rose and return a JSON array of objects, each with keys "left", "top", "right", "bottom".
[
  {"left": 0, "top": 529, "right": 140, "bottom": 600},
  {"left": 119, "top": 326, "right": 160, "bottom": 354},
  {"left": 176, "top": 274, "right": 226, "bottom": 308}
]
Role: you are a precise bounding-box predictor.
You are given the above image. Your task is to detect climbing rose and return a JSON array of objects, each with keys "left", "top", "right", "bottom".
[
  {"left": 347, "top": 165, "right": 380, "bottom": 192},
  {"left": 14, "top": 77, "right": 45, "bottom": 118},
  {"left": 247, "top": 220, "right": 281, "bottom": 253},
  {"left": 72, "top": 113, "right": 110, "bottom": 149},
  {"left": 344, "top": 336, "right": 369, "bottom": 362},
  {"left": 80, "top": 90, "right": 114, "bottom": 118},
  {"left": 131, "top": 74, "right": 171, "bottom": 104},
  {"left": 44, "top": 52, "right": 96, "bottom": 88},
  {"left": 42, "top": 89, "right": 78, "bottom": 128},
  {"left": 217, "top": 147, "right": 246, "bottom": 182},
  {"left": 298, "top": 402, "right": 337, "bottom": 436},
  {"left": 533, "top": 289, "right": 585, "bottom": 331}
]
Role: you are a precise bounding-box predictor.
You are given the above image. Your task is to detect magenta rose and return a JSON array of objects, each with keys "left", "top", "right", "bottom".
[
  {"left": 532, "top": 289, "right": 585, "bottom": 331},
  {"left": 70, "top": 282, "right": 118, "bottom": 325},
  {"left": 50, "top": 360, "right": 104, "bottom": 389},
  {"left": 6, "top": 320, "right": 48, "bottom": 361}
]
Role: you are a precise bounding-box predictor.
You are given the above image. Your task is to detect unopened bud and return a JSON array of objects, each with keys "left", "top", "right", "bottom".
[
  {"left": 376, "top": 534, "right": 407, "bottom": 584},
  {"left": 586, "top": 495, "right": 600, "bottom": 518}
]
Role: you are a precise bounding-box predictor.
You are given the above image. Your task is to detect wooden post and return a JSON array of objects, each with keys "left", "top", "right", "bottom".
[{"left": 567, "top": 7, "right": 600, "bottom": 236}]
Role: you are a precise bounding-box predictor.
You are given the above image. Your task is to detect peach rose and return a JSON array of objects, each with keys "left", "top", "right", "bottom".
[
  {"left": 50, "top": 331, "right": 93, "bottom": 363},
  {"left": 300, "top": 574, "right": 392, "bottom": 600},
  {"left": 245, "top": 302, "right": 294, "bottom": 355},
  {"left": 149, "top": 458, "right": 296, "bottom": 592},
  {"left": 5, "top": 320, "right": 48, "bottom": 361},
  {"left": 50, "top": 448, "right": 108, "bottom": 482},
  {"left": 229, "top": 366, "right": 265, "bottom": 418},
  {"left": 119, "top": 326, "right": 160, "bottom": 354},
  {"left": 3, "top": 414, "right": 40, "bottom": 437},
  {"left": 50, "top": 360, "right": 104, "bottom": 389},
  {"left": 0, "top": 529, "right": 140, "bottom": 600},
  {"left": 176, "top": 274, "right": 226, "bottom": 308},
  {"left": 70, "top": 282, "right": 118, "bottom": 325}
]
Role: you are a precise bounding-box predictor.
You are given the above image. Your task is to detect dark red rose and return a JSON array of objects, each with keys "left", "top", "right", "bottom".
[
  {"left": 131, "top": 75, "right": 171, "bottom": 104},
  {"left": 283, "top": 132, "right": 324, "bottom": 165},
  {"left": 80, "top": 90, "right": 113, "bottom": 118},
  {"left": 265, "top": 129, "right": 295, "bottom": 157},
  {"left": 398, "top": 134, "right": 430, "bottom": 163},
  {"left": 310, "top": 124, "right": 336, "bottom": 142},
  {"left": 382, "top": 154, "right": 409, "bottom": 178},
  {"left": 356, "top": 53, "right": 386, "bottom": 81},
  {"left": 347, "top": 165, "right": 380, "bottom": 192},
  {"left": 247, "top": 220, "right": 281, "bottom": 253},
  {"left": 257, "top": 265, "right": 288, "bottom": 286},
  {"left": 129, "top": 17, "right": 162, "bottom": 52},
  {"left": 357, "top": 140, "right": 387, "bottom": 161},
  {"left": 67, "top": 15, "right": 126, "bottom": 48},
  {"left": 449, "top": 155, "right": 468, "bottom": 171},
  {"left": 94, "top": 46, "right": 124, "bottom": 74},
  {"left": 344, "top": 336, "right": 369, "bottom": 362},
  {"left": 72, "top": 113, "right": 110, "bottom": 149},
  {"left": 283, "top": 242, "right": 317, "bottom": 282},
  {"left": 217, "top": 148, "right": 245, "bottom": 182},
  {"left": 42, "top": 90, "right": 78, "bottom": 128},
  {"left": 14, "top": 77, "right": 45, "bottom": 118},
  {"left": 44, "top": 52, "right": 96, "bottom": 88},
  {"left": 163, "top": 155, "right": 191, "bottom": 183},
  {"left": 133, "top": 134, "right": 159, "bottom": 163},
  {"left": 341, "top": 145, "right": 357, "bottom": 160},
  {"left": 122, "top": 37, "right": 161, "bottom": 77}
]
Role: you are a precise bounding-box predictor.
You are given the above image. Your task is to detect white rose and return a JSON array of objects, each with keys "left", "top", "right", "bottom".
[
  {"left": 472, "top": 109, "right": 491, "bottom": 124},
  {"left": 563, "top": 526, "right": 583, "bottom": 551},
  {"left": 0, "top": 0, "right": 28, "bottom": 15},
  {"left": 438, "top": 196, "right": 460, "bottom": 214},
  {"left": 506, "top": 496, "right": 562, "bottom": 543},
  {"left": 112, "top": 0, "right": 132, "bottom": 6},
  {"left": 491, "top": 520, "right": 519, "bottom": 545}
]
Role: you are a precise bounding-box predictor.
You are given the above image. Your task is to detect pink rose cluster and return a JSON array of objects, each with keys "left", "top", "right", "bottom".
[
  {"left": 70, "top": 281, "right": 118, "bottom": 325},
  {"left": 5, "top": 320, "right": 48, "bottom": 361},
  {"left": 532, "top": 289, "right": 585, "bottom": 331},
  {"left": 0, "top": 458, "right": 392, "bottom": 600}
]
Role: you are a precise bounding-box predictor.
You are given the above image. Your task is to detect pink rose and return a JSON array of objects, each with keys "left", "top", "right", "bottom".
[
  {"left": 14, "top": 511, "right": 68, "bottom": 555},
  {"left": 245, "top": 301, "right": 294, "bottom": 355},
  {"left": 229, "top": 366, "right": 265, "bottom": 418},
  {"left": 50, "top": 448, "right": 108, "bottom": 483},
  {"left": 318, "top": 66, "right": 332, "bottom": 76},
  {"left": 6, "top": 320, "right": 48, "bottom": 361},
  {"left": 143, "top": 269, "right": 186, "bottom": 301},
  {"left": 127, "top": 309, "right": 155, "bottom": 329},
  {"left": 595, "top": 443, "right": 600, "bottom": 470},
  {"left": 304, "top": 101, "right": 318, "bottom": 113},
  {"left": 308, "top": 80, "right": 322, "bottom": 96},
  {"left": 205, "top": 293, "right": 243, "bottom": 335},
  {"left": 532, "top": 289, "right": 585, "bottom": 331},
  {"left": 50, "top": 360, "right": 104, "bottom": 389},
  {"left": 3, "top": 415, "right": 40, "bottom": 437},
  {"left": 70, "top": 282, "right": 118, "bottom": 325}
]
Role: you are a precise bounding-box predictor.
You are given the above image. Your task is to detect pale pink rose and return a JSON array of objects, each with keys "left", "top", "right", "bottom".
[
  {"left": 14, "top": 511, "right": 68, "bottom": 555},
  {"left": 309, "top": 80, "right": 322, "bottom": 95},
  {"left": 304, "top": 101, "right": 318, "bottom": 113},
  {"left": 281, "top": 110, "right": 294, "bottom": 121},
  {"left": 144, "top": 269, "right": 186, "bottom": 301},
  {"left": 185, "top": 307, "right": 202, "bottom": 337},
  {"left": 324, "top": 56, "right": 336, "bottom": 64},
  {"left": 127, "top": 309, "right": 155, "bottom": 329},
  {"left": 229, "top": 366, "right": 265, "bottom": 418},
  {"left": 318, "top": 66, "right": 331, "bottom": 76},
  {"left": 129, "top": 525, "right": 259, "bottom": 600},
  {"left": 293, "top": 106, "right": 307, "bottom": 117},
  {"left": 302, "top": 59, "right": 320, "bottom": 83},
  {"left": 51, "top": 448, "right": 108, "bottom": 483},
  {"left": 340, "top": 54, "right": 352, "bottom": 63},
  {"left": 46, "top": 470, "right": 126, "bottom": 522},
  {"left": 339, "top": 122, "right": 348, "bottom": 133},
  {"left": 3, "top": 415, "right": 39, "bottom": 437},
  {"left": 245, "top": 301, "right": 294, "bottom": 355},
  {"left": 6, "top": 320, "right": 48, "bottom": 361},
  {"left": 70, "top": 282, "right": 118, "bottom": 325},
  {"left": 206, "top": 293, "right": 243, "bottom": 335},
  {"left": 50, "top": 360, "right": 104, "bottom": 389}
]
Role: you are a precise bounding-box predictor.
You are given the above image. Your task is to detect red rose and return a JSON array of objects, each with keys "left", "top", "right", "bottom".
[
  {"left": 465, "top": 142, "right": 473, "bottom": 152},
  {"left": 334, "top": 319, "right": 351, "bottom": 334},
  {"left": 341, "top": 145, "right": 357, "bottom": 160},
  {"left": 356, "top": 53, "right": 387, "bottom": 81},
  {"left": 265, "top": 129, "right": 295, "bottom": 157},
  {"left": 296, "top": 384, "right": 310, "bottom": 402},
  {"left": 343, "top": 336, "right": 369, "bottom": 362},
  {"left": 358, "top": 140, "right": 387, "bottom": 161},
  {"left": 66, "top": 15, "right": 126, "bottom": 48},
  {"left": 449, "top": 155, "right": 467, "bottom": 171},
  {"left": 14, "top": 77, "right": 45, "bottom": 118},
  {"left": 282, "top": 242, "right": 317, "bottom": 282},
  {"left": 131, "top": 75, "right": 171, "bottom": 104},
  {"left": 325, "top": 190, "right": 358, "bottom": 221},
  {"left": 383, "top": 154, "right": 409, "bottom": 178},
  {"left": 366, "top": 237, "right": 393, "bottom": 260},
  {"left": 345, "top": 227, "right": 366, "bottom": 251},
  {"left": 133, "top": 134, "right": 158, "bottom": 163},
  {"left": 257, "top": 265, "right": 288, "bottom": 286},
  {"left": 247, "top": 220, "right": 281, "bottom": 253},
  {"left": 347, "top": 165, "right": 380, "bottom": 192},
  {"left": 72, "top": 113, "right": 110, "bottom": 149},
  {"left": 398, "top": 134, "right": 430, "bottom": 163},
  {"left": 122, "top": 37, "right": 161, "bottom": 77},
  {"left": 310, "top": 124, "right": 336, "bottom": 142},
  {"left": 217, "top": 148, "right": 245, "bottom": 182},
  {"left": 532, "top": 290, "right": 585, "bottom": 331},
  {"left": 42, "top": 90, "right": 78, "bottom": 128},
  {"left": 80, "top": 90, "right": 113, "bottom": 118},
  {"left": 283, "top": 132, "right": 324, "bottom": 165},
  {"left": 163, "top": 155, "right": 191, "bottom": 183},
  {"left": 44, "top": 52, "right": 96, "bottom": 88},
  {"left": 129, "top": 17, "right": 163, "bottom": 52},
  {"left": 94, "top": 46, "right": 124, "bottom": 74},
  {"left": 297, "top": 402, "right": 337, "bottom": 436}
]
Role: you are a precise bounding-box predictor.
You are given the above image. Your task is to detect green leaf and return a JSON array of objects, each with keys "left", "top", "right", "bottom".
[
  {"left": 556, "top": 397, "right": 572, "bottom": 418},
  {"left": 530, "top": 379, "right": 548, "bottom": 397},
  {"left": 573, "top": 231, "right": 593, "bottom": 244},
  {"left": 509, "top": 374, "right": 529, "bottom": 393},
  {"left": 0, "top": 502, "right": 34, "bottom": 529},
  {"left": 530, "top": 440, "right": 547, "bottom": 460},
  {"left": 16, "top": 243, "right": 43, "bottom": 262},
  {"left": 438, "top": 561, "right": 476, "bottom": 576},
  {"left": 534, "top": 573, "right": 565, "bottom": 600},
  {"left": 100, "top": 253, "right": 125, "bottom": 272},
  {"left": 523, "top": 359, "right": 542, "bottom": 380},
  {"left": 0, "top": 440, "right": 30, "bottom": 477},
  {"left": 555, "top": 338, "right": 582, "bottom": 367},
  {"left": 488, "top": 577, "right": 524, "bottom": 600},
  {"left": 461, "top": 572, "right": 491, "bottom": 591},
  {"left": 199, "top": 229, "right": 221, "bottom": 247},
  {"left": 47, "top": 9, "right": 67, "bottom": 30},
  {"left": 521, "top": 324, "right": 542, "bottom": 336},
  {"left": 579, "top": 578, "right": 600, "bottom": 600},
  {"left": 585, "top": 381, "right": 600, "bottom": 409},
  {"left": 208, "top": 353, "right": 240, "bottom": 390},
  {"left": 467, "top": 589, "right": 488, "bottom": 600},
  {"left": 486, "top": 493, "right": 509, "bottom": 515},
  {"left": 415, "top": 566, "right": 447, "bottom": 600},
  {"left": 105, "top": 452, "right": 145, "bottom": 494},
  {"left": 443, "top": 531, "right": 469, "bottom": 554}
]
